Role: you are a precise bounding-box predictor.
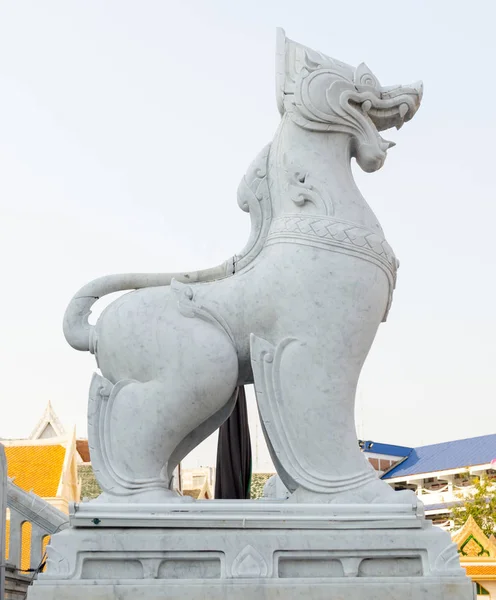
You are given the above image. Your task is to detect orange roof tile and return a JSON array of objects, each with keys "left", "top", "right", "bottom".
[
  {"left": 465, "top": 565, "right": 496, "bottom": 576},
  {"left": 5, "top": 444, "right": 65, "bottom": 497}
]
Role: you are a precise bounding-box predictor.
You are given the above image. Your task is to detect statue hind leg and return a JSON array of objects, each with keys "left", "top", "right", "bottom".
[
  {"left": 88, "top": 315, "right": 239, "bottom": 503},
  {"left": 88, "top": 376, "right": 182, "bottom": 502}
]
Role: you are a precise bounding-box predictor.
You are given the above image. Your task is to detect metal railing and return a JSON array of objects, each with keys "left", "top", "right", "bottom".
[{"left": 415, "top": 486, "right": 475, "bottom": 506}]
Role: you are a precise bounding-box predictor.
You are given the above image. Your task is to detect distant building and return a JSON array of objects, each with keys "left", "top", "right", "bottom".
[
  {"left": 28, "top": 400, "right": 66, "bottom": 441},
  {"left": 373, "top": 434, "right": 496, "bottom": 528},
  {"left": 4, "top": 401, "right": 495, "bottom": 584},
  {"left": 1, "top": 401, "right": 80, "bottom": 514},
  {"left": 1, "top": 402, "right": 80, "bottom": 570},
  {"left": 359, "top": 440, "right": 412, "bottom": 475},
  {"left": 181, "top": 467, "right": 214, "bottom": 500},
  {"left": 452, "top": 515, "right": 496, "bottom": 597}
]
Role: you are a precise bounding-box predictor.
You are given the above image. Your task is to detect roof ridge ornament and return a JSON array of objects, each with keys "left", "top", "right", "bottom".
[{"left": 29, "top": 400, "right": 66, "bottom": 440}]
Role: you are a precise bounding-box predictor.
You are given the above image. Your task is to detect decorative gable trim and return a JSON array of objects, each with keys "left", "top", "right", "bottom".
[
  {"left": 453, "top": 515, "right": 496, "bottom": 558},
  {"left": 29, "top": 401, "right": 66, "bottom": 440}
]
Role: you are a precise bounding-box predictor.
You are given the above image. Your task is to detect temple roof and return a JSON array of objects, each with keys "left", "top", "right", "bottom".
[
  {"left": 4, "top": 443, "right": 66, "bottom": 497},
  {"left": 2, "top": 425, "right": 81, "bottom": 508},
  {"left": 452, "top": 516, "right": 496, "bottom": 580},
  {"left": 360, "top": 440, "right": 412, "bottom": 457},
  {"left": 76, "top": 438, "right": 90, "bottom": 463},
  {"left": 452, "top": 515, "right": 496, "bottom": 558},
  {"left": 29, "top": 400, "right": 65, "bottom": 440},
  {"left": 382, "top": 434, "right": 496, "bottom": 479},
  {"left": 464, "top": 565, "right": 496, "bottom": 577}
]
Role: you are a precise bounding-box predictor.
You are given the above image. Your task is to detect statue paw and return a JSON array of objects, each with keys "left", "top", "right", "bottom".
[
  {"left": 289, "top": 479, "right": 418, "bottom": 506},
  {"left": 329, "top": 480, "right": 418, "bottom": 505}
]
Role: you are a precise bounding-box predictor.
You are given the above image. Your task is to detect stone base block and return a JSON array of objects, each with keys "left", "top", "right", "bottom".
[
  {"left": 5, "top": 563, "right": 32, "bottom": 600},
  {"left": 27, "top": 501, "right": 475, "bottom": 599},
  {"left": 27, "top": 577, "right": 474, "bottom": 600}
]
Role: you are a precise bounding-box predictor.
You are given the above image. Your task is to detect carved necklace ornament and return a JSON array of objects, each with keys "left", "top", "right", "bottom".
[
  {"left": 267, "top": 214, "right": 398, "bottom": 319},
  {"left": 268, "top": 215, "right": 397, "bottom": 275}
]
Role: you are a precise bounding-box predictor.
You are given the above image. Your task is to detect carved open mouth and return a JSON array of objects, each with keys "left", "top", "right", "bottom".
[
  {"left": 355, "top": 82, "right": 423, "bottom": 132},
  {"left": 345, "top": 82, "right": 422, "bottom": 172}
]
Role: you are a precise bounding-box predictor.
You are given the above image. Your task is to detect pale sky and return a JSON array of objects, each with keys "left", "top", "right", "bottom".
[{"left": 1, "top": 1, "right": 495, "bottom": 470}]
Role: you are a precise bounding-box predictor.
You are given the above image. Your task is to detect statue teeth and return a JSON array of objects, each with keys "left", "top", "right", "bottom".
[
  {"left": 362, "top": 100, "right": 372, "bottom": 113},
  {"left": 399, "top": 103, "right": 409, "bottom": 119},
  {"left": 380, "top": 140, "right": 396, "bottom": 151}
]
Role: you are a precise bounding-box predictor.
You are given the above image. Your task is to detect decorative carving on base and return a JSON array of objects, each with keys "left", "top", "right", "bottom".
[
  {"left": 31, "top": 503, "right": 474, "bottom": 599},
  {"left": 231, "top": 545, "right": 270, "bottom": 578}
]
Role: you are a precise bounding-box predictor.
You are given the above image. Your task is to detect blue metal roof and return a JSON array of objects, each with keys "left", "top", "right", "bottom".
[
  {"left": 360, "top": 440, "right": 412, "bottom": 457},
  {"left": 382, "top": 433, "right": 496, "bottom": 479}
]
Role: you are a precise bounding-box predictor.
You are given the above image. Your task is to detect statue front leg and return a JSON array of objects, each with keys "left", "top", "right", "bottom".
[
  {"left": 251, "top": 334, "right": 375, "bottom": 498},
  {"left": 251, "top": 334, "right": 415, "bottom": 504},
  {"left": 248, "top": 242, "right": 418, "bottom": 504}
]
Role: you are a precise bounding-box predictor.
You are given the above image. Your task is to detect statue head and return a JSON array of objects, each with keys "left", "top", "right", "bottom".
[{"left": 276, "top": 29, "right": 423, "bottom": 173}]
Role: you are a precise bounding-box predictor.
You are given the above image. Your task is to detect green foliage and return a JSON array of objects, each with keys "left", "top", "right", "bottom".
[
  {"left": 78, "top": 464, "right": 102, "bottom": 500},
  {"left": 250, "top": 473, "right": 274, "bottom": 499},
  {"left": 451, "top": 474, "right": 496, "bottom": 538}
]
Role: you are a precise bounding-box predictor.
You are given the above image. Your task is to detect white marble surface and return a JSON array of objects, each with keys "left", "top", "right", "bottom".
[
  {"left": 27, "top": 579, "right": 475, "bottom": 599},
  {"left": 68, "top": 500, "right": 422, "bottom": 529},
  {"left": 263, "top": 473, "right": 291, "bottom": 500},
  {"left": 61, "top": 28, "right": 423, "bottom": 505},
  {"left": 28, "top": 25, "right": 474, "bottom": 600},
  {"left": 28, "top": 501, "right": 473, "bottom": 599}
]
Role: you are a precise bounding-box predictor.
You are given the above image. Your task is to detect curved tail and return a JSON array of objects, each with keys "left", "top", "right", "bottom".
[{"left": 63, "top": 260, "right": 233, "bottom": 352}]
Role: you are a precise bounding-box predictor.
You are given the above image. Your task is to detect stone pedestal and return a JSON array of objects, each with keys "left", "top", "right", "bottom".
[
  {"left": 5, "top": 563, "right": 31, "bottom": 600},
  {"left": 27, "top": 501, "right": 474, "bottom": 599}
]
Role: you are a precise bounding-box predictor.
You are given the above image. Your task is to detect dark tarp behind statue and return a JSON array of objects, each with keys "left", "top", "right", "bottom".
[{"left": 214, "top": 386, "right": 252, "bottom": 499}]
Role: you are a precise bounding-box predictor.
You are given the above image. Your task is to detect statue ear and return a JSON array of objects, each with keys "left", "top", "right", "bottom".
[{"left": 354, "top": 62, "right": 381, "bottom": 89}]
